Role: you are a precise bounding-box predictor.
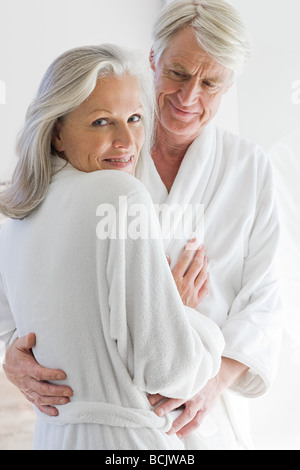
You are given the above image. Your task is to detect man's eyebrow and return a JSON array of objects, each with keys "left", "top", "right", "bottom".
[
  {"left": 203, "top": 76, "right": 223, "bottom": 84},
  {"left": 167, "top": 62, "right": 189, "bottom": 72},
  {"left": 166, "top": 62, "right": 224, "bottom": 82}
]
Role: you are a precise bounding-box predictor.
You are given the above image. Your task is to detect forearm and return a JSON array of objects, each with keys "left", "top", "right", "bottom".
[{"left": 217, "top": 357, "right": 249, "bottom": 391}]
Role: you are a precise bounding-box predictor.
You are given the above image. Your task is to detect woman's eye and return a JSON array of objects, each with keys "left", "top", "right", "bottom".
[
  {"left": 92, "top": 118, "right": 109, "bottom": 127},
  {"left": 128, "top": 114, "right": 142, "bottom": 123}
]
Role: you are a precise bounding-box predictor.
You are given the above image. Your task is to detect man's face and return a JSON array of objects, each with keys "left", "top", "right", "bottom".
[{"left": 151, "top": 27, "right": 233, "bottom": 142}]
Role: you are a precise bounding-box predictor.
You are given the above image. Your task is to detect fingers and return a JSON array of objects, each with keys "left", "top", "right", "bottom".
[
  {"left": 172, "top": 241, "right": 207, "bottom": 282},
  {"left": 173, "top": 411, "right": 205, "bottom": 439},
  {"left": 197, "top": 276, "right": 210, "bottom": 303},
  {"left": 150, "top": 395, "right": 206, "bottom": 438},
  {"left": 30, "top": 363, "right": 68, "bottom": 383},
  {"left": 151, "top": 397, "right": 185, "bottom": 418},
  {"left": 172, "top": 239, "right": 199, "bottom": 278},
  {"left": 19, "top": 377, "right": 73, "bottom": 416},
  {"left": 30, "top": 391, "right": 70, "bottom": 407},
  {"left": 167, "top": 403, "right": 205, "bottom": 437},
  {"left": 35, "top": 405, "right": 59, "bottom": 417},
  {"left": 171, "top": 240, "right": 209, "bottom": 308},
  {"left": 185, "top": 247, "right": 207, "bottom": 286},
  {"left": 21, "top": 376, "right": 73, "bottom": 400},
  {"left": 148, "top": 393, "right": 164, "bottom": 407},
  {"left": 3, "top": 333, "right": 73, "bottom": 416},
  {"left": 24, "top": 332, "right": 36, "bottom": 349},
  {"left": 12, "top": 332, "right": 36, "bottom": 355}
]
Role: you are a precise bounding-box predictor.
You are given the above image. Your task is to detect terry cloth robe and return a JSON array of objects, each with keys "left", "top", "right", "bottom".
[
  {"left": 143, "top": 123, "right": 283, "bottom": 450},
  {"left": 0, "top": 157, "right": 224, "bottom": 450}
]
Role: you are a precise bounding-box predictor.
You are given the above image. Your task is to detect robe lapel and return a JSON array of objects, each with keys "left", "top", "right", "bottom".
[{"left": 145, "top": 124, "right": 217, "bottom": 256}]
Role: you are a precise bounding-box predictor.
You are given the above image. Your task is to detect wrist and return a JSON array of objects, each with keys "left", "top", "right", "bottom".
[{"left": 217, "top": 357, "right": 249, "bottom": 391}]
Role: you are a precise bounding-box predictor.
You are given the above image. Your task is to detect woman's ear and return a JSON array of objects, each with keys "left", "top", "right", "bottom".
[
  {"left": 51, "top": 120, "right": 65, "bottom": 152},
  {"left": 149, "top": 48, "right": 156, "bottom": 72}
]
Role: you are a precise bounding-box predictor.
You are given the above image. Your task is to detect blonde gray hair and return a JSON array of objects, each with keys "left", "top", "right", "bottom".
[
  {"left": 0, "top": 44, "right": 154, "bottom": 219},
  {"left": 152, "top": 0, "right": 251, "bottom": 76}
]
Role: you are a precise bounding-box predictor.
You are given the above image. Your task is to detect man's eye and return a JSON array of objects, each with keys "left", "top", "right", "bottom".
[
  {"left": 203, "top": 81, "right": 215, "bottom": 88},
  {"left": 171, "top": 70, "right": 186, "bottom": 78},
  {"left": 92, "top": 118, "right": 109, "bottom": 127}
]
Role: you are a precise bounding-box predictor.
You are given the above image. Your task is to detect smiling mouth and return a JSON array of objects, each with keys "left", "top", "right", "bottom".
[
  {"left": 104, "top": 156, "right": 133, "bottom": 163},
  {"left": 169, "top": 101, "right": 198, "bottom": 117}
]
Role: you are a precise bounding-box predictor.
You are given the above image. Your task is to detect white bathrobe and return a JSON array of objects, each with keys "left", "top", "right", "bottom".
[
  {"left": 0, "top": 158, "right": 224, "bottom": 450},
  {"left": 142, "top": 123, "right": 283, "bottom": 449}
]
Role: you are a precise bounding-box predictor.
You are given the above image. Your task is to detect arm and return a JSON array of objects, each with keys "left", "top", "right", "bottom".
[
  {"left": 150, "top": 156, "right": 282, "bottom": 437},
  {"left": 148, "top": 247, "right": 248, "bottom": 437},
  {"left": 149, "top": 357, "right": 248, "bottom": 438},
  {"left": 221, "top": 185, "right": 282, "bottom": 396},
  {"left": 106, "top": 189, "right": 224, "bottom": 399}
]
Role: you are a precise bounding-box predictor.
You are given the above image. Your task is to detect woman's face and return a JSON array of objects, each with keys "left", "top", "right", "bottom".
[{"left": 52, "top": 73, "right": 145, "bottom": 175}]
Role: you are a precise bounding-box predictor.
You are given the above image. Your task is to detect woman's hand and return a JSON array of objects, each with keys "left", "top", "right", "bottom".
[
  {"left": 3, "top": 333, "right": 73, "bottom": 416},
  {"left": 170, "top": 239, "right": 209, "bottom": 308}
]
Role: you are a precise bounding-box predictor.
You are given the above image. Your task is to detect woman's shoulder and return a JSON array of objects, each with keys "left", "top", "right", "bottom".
[
  {"left": 50, "top": 159, "right": 153, "bottom": 208},
  {"left": 86, "top": 170, "right": 148, "bottom": 196},
  {"left": 71, "top": 170, "right": 152, "bottom": 208}
]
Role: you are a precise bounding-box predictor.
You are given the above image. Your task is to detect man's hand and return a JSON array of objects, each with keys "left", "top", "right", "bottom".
[
  {"left": 149, "top": 375, "right": 221, "bottom": 439},
  {"left": 148, "top": 358, "right": 249, "bottom": 439},
  {"left": 3, "top": 333, "right": 73, "bottom": 416}
]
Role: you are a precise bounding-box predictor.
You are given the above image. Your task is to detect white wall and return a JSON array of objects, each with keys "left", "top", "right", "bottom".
[
  {"left": 231, "top": 0, "right": 300, "bottom": 151},
  {"left": 0, "top": 0, "right": 162, "bottom": 180},
  {"left": 229, "top": 0, "right": 300, "bottom": 451}
]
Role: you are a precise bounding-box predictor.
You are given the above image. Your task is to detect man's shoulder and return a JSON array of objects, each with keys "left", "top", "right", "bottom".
[
  {"left": 216, "top": 125, "right": 258, "bottom": 151},
  {"left": 215, "top": 125, "right": 269, "bottom": 167}
]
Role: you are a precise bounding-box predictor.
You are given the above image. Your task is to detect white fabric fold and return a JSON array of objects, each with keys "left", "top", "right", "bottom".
[
  {"left": 35, "top": 402, "right": 173, "bottom": 430},
  {"left": 143, "top": 124, "right": 282, "bottom": 449},
  {"left": 0, "top": 162, "right": 224, "bottom": 449}
]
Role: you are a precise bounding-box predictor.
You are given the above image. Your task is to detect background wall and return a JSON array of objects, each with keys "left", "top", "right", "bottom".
[
  {"left": 0, "top": 0, "right": 299, "bottom": 451},
  {"left": 0, "top": 0, "right": 162, "bottom": 180},
  {"left": 229, "top": 0, "right": 300, "bottom": 451},
  {"left": 231, "top": 0, "right": 300, "bottom": 152}
]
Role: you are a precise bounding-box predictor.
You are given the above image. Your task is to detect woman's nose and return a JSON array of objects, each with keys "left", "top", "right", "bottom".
[{"left": 113, "top": 124, "right": 134, "bottom": 149}]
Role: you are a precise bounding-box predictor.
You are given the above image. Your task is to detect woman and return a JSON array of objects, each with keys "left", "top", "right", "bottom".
[{"left": 0, "top": 44, "right": 224, "bottom": 450}]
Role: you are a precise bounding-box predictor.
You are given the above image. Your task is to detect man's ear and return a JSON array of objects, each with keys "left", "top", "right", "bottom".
[
  {"left": 224, "top": 83, "right": 232, "bottom": 95},
  {"left": 51, "top": 120, "right": 65, "bottom": 152},
  {"left": 149, "top": 47, "right": 156, "bottom": 72}
]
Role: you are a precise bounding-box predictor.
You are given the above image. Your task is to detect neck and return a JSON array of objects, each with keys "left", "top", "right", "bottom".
[{"left": 151, "top": 124, "right": 195, "bottom": 192}]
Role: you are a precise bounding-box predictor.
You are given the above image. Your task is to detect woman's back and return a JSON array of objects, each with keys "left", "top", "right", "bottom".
[{"left": 0, "top": 160, "right": 223, "bottom": 449}]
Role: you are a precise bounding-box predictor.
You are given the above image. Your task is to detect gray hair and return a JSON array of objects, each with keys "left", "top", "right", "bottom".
[
  {"left": 0, "top": 44, "right": 154, "bottom": 219},
  {"left": 152, "top": 0, "right": 251, "bottom": 77}
]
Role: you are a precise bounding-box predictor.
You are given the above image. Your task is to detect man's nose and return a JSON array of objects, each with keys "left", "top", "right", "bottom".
[{"left": 178, "top": 77, "right": 200, "bottom": 106}]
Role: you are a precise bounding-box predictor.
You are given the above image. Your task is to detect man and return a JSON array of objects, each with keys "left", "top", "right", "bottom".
[{"left": 3, "top": 0, "right": 282, "bottom": 449}]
